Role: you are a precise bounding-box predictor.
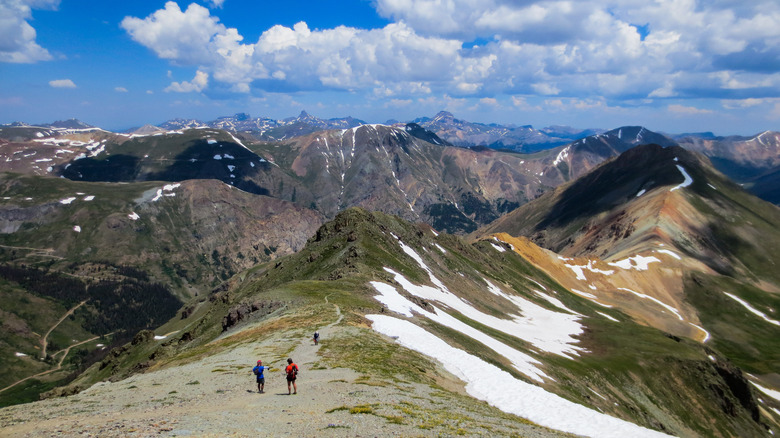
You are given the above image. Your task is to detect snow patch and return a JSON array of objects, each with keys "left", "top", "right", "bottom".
[
  {"left": 229, "top": 134, "right": 250, "bottom": 150},
  {"left": 597, "top": 311, "right": 620, "bottom": 322},
  {"left": 689, "top": 323, "right": 710, "bottom": 342},
  {"left": 636, "top": 189, "right": 646, "bottom": 197},
  {"left": 751, "top": 381, "right": 780, "bottom": 403},
  {"left": 490, "top": 242, "right": 506, "bottom": 252},
  {"left": 553, "top": 146, "right": 570, "bottom": 166},
  {"left": 128, "top": 212, "right": 140, "bottom": 221},
  {"left": 617, "top": 288, "right": 683, "bottom": 321},
  {"left": 724, "top": 292, "right": 780, "bottom": 326},
  {"left": 571, "top": 289, "right": 612, "bottom": 308},
  {"left": 73, "top": 225, "right": 81, "bottom": 233},
  {"left": 655, "top": 249, "right": 681, "bottom": 260},
  {"left": 370, "top": 277, "right": 549, "bottom": 382},
  {"left": 151, "top": 183, "right": 181, "bottom": 202},
  {"left": 60, "top": 197, "right": 76, "bottom": 204},
  {"left": 207, "top": 139, "right": 217, "bottom": 144},
  {"left": 670, "top": 165, "right": 693, "bottom": 192},
  {"left": 563, "top": 260, "right": 614, "bottom": 281},
  {"left": 608, "top": 255, "right": 660, "bottom": 271},
  {"left": 368, "top": 315, "right": 670, "bottom": 438},
  {"left": 386, "top": 235, "right": 585, "bottom": 359}
]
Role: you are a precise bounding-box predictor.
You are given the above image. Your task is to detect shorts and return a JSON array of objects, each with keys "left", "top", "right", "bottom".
[
  {"left": 256, "top": 377, "right": 265, "bottom": 384},
  {"left": 286, "top": 375, "right": 296, "bottom": 382}
]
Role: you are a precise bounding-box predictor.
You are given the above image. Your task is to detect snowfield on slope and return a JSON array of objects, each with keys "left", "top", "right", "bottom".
[
  {"left": 390, "top": 235, "right": 584, "bottom": 358},
  {"left": 368, "top": 315, "right": 672, "bottom": 438}
]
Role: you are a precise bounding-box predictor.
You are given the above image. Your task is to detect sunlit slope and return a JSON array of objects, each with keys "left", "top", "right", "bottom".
[
  {"left": 474, "top": 144, "right": 780, "bottom": 431},
  {"left": 479, "top": 144, "right": 780, "bottom": 284},
  {"left": 49, "top": 208, "right": 770, "bottom": 437}
]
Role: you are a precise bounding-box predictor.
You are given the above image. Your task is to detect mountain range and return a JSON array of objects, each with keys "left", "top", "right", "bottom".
[{"left": 0, "top": 114, "right": 779, "bottom": 437}]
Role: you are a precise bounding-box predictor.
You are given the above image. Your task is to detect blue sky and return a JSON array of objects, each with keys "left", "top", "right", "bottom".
[{"left": 2, "top": 0, "right": 780, "bottom": 135}]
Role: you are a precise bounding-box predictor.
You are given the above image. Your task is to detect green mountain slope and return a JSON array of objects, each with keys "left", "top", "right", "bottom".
[
  {"left": 0, "top": 173, "right": 323, "bottom": 405},
  {"left": 32, "top": 208, "right": 772, "bottom": 437}
]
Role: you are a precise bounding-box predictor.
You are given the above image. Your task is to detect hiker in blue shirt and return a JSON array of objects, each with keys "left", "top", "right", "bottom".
[{"left": 252, "top": 360, "right": 267, "bottom": 393}]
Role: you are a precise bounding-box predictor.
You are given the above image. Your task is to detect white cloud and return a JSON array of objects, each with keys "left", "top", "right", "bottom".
[
  {"left": 165, "top": 70, "right": 208, "bottom": 93},
  {"left": 668, "top": 104, "right": 713, "bottom": 115},
  {"left": 208, "top": 0, "right": 225, "bottom": 8},
  {"left": 479, "top": 97, "right": 499, "bottom": 107},
  {"left": 49, "top": 79, "right": 76, "bottom": 88},
  {"left": 115, "top": 86, "right": 128, "bottom": 92},
  {"left": 531, "top": 82, "right": 560, "bottom": 96},
  {"left": 511, "top": 96, "right": 541, "bottom": 111},
  {"left": 649, "top": 81, "right": 677, "bottom": 98},
  {"left": 121, "top": 0, "right": 780, "bottom": 107},
  {"left": 121, "top": 2, "right": 225, "bottom": 65},
  {"left": 385, "top": 98, "right": 413, "bottom": 108},
  {"left": 721, "top": 98, "right": 774, "bottom": 109},
  {"left": 0, "top": 0, "right": 59, "bottom": 63}
]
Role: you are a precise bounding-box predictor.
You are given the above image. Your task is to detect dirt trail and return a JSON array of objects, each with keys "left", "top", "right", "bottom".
[
  {"left": 40, "top": 299, "right": 88, "bottom": 359},
  {"left": 0, "top": 299, "right": 568, "bottom": 437},
  {"left": 0, "top": 335, "right": 102, "bottom": 394}
]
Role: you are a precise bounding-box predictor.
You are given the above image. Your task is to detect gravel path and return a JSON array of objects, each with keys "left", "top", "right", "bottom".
[{"left": 0, "top": 303, "right": 574, "bottom": 437}]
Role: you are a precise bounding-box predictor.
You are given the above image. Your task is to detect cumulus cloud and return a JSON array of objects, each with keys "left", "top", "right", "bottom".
[
  {"left": 49, "top": 79, "right": 76, "bottom": 88},
  {"left": 0, "top": 0, "right": 59, "bottom": 63},
  {"left": 121, "top": 2, "right": 225, "bottom": 65},
  {"left": 165, "top": 70, "right": 209, "bottom": 93},
  {"left": 115, "top": 86, "right": 128, "bottom": 92},
  {"left": 722, "top": 98, "right": 774, "bottom": 110},
  {"left": 121, "top": 0, "right": 780, "bottom": 106},
  {"left": 668, "top": 104, "right": 713, "bottom": 115}
]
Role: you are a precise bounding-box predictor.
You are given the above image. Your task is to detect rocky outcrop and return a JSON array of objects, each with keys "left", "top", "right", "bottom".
[{"left": 221, "top": 300, "right": 283, "bottom": 331}]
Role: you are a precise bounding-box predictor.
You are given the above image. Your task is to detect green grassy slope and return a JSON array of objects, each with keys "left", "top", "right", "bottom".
[{"left": 53, "top": 208, "right": 771, "bottom": 437}]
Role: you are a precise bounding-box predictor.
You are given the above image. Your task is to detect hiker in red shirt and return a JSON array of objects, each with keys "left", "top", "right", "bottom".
[{"left": 285, "top": 357, "right": 298, "bottom": 395}]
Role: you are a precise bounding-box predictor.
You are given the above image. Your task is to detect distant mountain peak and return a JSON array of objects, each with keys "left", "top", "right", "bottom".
[
  {"left": 48, "top": 119, "right": 94, "bottom": 129},
  {"left": 432, "top": 110, "right": 455, "bottom": 121}
]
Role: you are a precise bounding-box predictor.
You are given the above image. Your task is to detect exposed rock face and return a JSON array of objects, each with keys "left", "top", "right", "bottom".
[
  {"left": 711, "top": 359, "right": 759, "bottom": 421},
  {"left": 131, "top": 330, "right": 154, "bottom": 346},
  {"left": 221, "top": 300, "right": 283, "bottom": 331}
]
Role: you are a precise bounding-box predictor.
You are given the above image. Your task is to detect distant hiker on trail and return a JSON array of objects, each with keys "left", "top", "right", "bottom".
[
  {"left": 285, "top": 358, "right": 298, "bottom": 395},
  {"left": 252, "top": 360, "right": 267, "bottom": 393},
  {"left": 313, "top": 331, "right": 320, "bottom": 345}
]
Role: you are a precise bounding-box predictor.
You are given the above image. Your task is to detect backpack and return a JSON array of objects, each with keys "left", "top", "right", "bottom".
[{"left": 287, "top": 364, "right": 298, "bottom": 377}]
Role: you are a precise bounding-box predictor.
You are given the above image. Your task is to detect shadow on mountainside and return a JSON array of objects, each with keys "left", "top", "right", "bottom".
[{"left": 59, "top": 139, "right": 272, "bottom": 196}]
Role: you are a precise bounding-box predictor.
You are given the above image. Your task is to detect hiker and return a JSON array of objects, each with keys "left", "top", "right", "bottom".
[
  {"left": 252, "top": 360, "right": 267, "bottom": 393},
  {"left": 285, "top": 357, "right": 298, "bottom": 395},
  {"left": 313, "top": 331, "right": 320, "bottom": 345}
]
